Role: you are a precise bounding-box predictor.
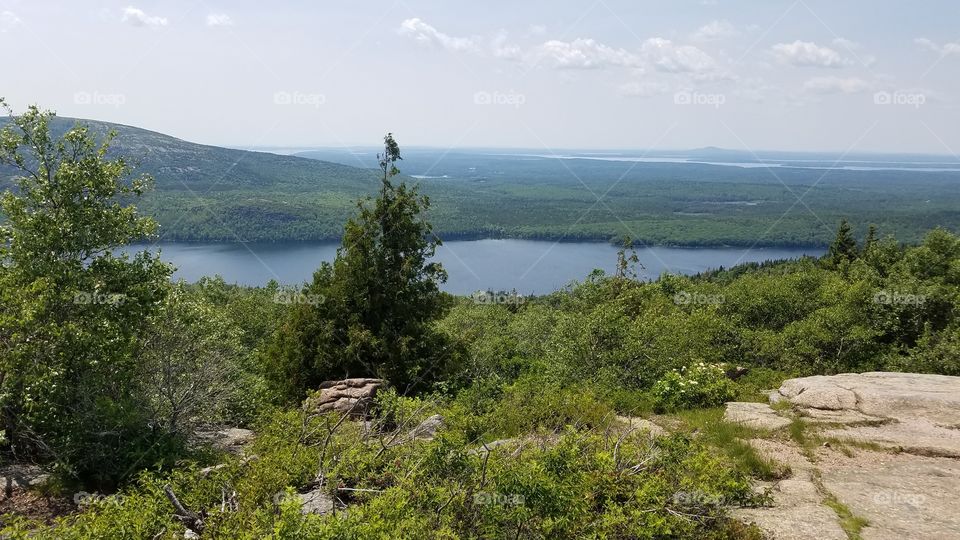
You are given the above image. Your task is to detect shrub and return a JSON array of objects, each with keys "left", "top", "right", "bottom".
[{"left": 651, "top": 362, "right": 736, "bottom": 412}]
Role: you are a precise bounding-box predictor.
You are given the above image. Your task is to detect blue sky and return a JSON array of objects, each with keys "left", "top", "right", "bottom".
[{"left": 2, "top": 0, "right": 959, "bottom": 154}]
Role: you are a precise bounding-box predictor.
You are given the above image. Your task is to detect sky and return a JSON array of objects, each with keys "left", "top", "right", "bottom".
[{"left": 2, "top": 0, "right": 959, "bottom": 154}]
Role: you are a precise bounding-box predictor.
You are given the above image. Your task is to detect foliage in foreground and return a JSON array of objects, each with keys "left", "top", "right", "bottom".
[{"left": 1, "top": 387, "right": 765, "bottom": 539}]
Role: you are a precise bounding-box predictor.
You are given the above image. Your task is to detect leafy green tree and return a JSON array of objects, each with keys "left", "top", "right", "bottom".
[
  {"left": 265, "top": 134, "right": 450, "bottom": 402},
  {"left": 827, "top": 219, "right": 858, "bottom": 267},
  {"left": 0, "top": 102, "right": 171, "bottom": 485}
]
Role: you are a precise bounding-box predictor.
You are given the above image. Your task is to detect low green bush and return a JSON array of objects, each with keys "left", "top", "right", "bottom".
[{"left": 651, "top": 362, "right": 737, "bottom": 412}]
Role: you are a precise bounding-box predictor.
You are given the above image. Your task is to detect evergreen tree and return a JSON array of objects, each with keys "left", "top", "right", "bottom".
[
  {"left": 265, "top": 134, "right": 449, "bottom": 402},
  {"left": 827, "top": 219, "right": 858, "bottom": 267},
  {"left": 864, "top": 224, "right": 878, "bottom": 253}
]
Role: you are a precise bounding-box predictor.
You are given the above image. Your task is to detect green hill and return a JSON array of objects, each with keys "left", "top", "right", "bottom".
[{"left": 1, "top": 116, "right": 385, "bottom": 242}]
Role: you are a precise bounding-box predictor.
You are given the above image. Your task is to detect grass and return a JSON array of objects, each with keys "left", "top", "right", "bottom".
[
  {"left": 824, "top": 496, "right": 870, "bottom": 540},
  {"left": 788, "top": 417, "right": 818, "bottom": 462},
  {"left": 813, "top": 472, "right": 870, "bottom": 540},
  {"left": 675, "top": 408, "right": 790, "bottom": 480},
  {"left": 770, "top": 399, "right": 793, "bottom": 413}
]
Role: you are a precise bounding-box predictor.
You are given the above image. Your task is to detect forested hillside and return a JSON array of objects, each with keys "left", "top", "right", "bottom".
[{"left": 2, "top": 116, "right": 958, "bottom": 246}]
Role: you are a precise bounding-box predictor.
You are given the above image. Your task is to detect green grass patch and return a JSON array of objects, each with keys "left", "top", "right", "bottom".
[
  {"left": 675, "top": 408, "right": 790, "bottom": 480},
  {"left": 821, "top": 488, "right": 870, "bottom": 539},
  {"left": 788, "top": 417, "right": 819, "bottom": 462}
]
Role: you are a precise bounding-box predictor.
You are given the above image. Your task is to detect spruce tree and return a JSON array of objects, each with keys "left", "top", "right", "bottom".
[
  {"left": 827, "top": 219, "right": 858, "bottom": 266},
  {"left": 864, "top": 224, "right": 878, "bottom": 253},
  {"left": 265, "top": 134, "right": 449, "bottom": 401}
]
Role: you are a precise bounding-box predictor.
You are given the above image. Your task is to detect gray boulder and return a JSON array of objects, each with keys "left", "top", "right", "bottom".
[
  {"left": 408, "top": 414, "right": 445, "bottom": 441},
  {"left": 304, "top": 378, "right": 385, "bottom": 417},
  {"left": 297, "top": 489, "right": 335, "bottom": 515}
]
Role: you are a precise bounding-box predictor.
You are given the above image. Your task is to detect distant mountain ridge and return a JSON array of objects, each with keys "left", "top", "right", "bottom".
[{"left": 1, "top": 116, "right": 382, "bottom": 192}]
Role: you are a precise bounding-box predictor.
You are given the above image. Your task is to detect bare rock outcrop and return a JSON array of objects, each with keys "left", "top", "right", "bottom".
[
  {"left": 0, "top": 465, "right": 49, "bottom": 495},
  {"left": 818, "top": 450, "right": 960, "bottom": 540},
  {"left": 303, "top": 378, "right": 385, "bottom": 418},
  {"left": 732, "top": 478, "right": 847, "bottom": 540},
  {"left": 194, "top": 427, "right": 255, "bottom": 454},
  {"left": 723, "top": 402, "right": 792, "bottom": 431},
  {"left": 733, "top": 372, "right": 960, "bottom": 539},
  {"left": 773, "top": 372, "right": 960, "bottom": 456}
]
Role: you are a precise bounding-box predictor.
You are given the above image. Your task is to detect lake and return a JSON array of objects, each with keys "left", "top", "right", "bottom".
[{"left": 136, "top": 240, "right": 823, "bottom": 295}]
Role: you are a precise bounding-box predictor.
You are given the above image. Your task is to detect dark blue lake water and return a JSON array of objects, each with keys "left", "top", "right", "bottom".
[{"left": 135, "top": 240, "right": 822, "bottom": 295}]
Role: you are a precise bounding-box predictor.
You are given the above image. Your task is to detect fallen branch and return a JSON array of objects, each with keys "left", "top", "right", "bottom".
[{"left": 163, "top": 484, "right": 204, "bottom": 534}]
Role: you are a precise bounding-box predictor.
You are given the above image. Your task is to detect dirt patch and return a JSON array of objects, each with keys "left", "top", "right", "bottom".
[{"left": 0, "top": 488, "right": 76, "bottom": 525}]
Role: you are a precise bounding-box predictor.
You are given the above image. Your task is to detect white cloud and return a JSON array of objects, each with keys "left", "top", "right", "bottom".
[
  {"left": 206, "top": 13, "right": 234, "bottom": 27},
  {"left": 536, "top": 38, "right": 641, "bottom": 69},
  {"left": 1, "top": 10, "right": 22, "bottom": 32},
  {"left": 618, "top": 81, "right": 670, "bottom": 98},
  {"left": 122, "top": 6, "right": 168, "bottom": 27},
  {"left": 915, "top": 37, "right": 960, "bottom": 56},
  {"left": 398, "top": 18, "right": 480, "bottom": 53},
  {"left": 830, "top": 38, "right": 876, "bottom": 67},
  {"left": 393, "top": 19, "right": 727, "bottom": 81},
  {"left": 491, "top": 30, "right": 523, "bottom": 60},
  {"left": 803, "top": 76, "right": 870, "bottom": 94},
  {"left": 641, "top": 38, "right": 722, "bottom": 76},
  {"left": 692, "top": 20, "right": 739, "bottom": 41},
  {"left": 772, "top": 40, "right": 850, "bottom": 68}
]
